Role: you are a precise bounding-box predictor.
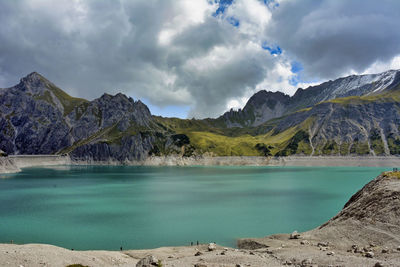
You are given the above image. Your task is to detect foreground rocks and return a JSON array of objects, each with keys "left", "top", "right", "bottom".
[{"left": 1, "top": 171, "right": 400, "bottom": 266}]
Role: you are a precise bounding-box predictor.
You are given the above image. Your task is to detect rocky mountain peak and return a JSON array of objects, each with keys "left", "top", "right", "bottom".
[
  {"left": 244, "top": 90, "right": 290, "bottom": 111},
  {"left": 18, "top": 72, "right": 49, "bottom": 93}
]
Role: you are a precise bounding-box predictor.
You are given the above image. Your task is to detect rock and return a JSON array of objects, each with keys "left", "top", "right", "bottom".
[
  {"left": 381, "top": 247, "right": 389, "bottom": 253},
  {"left": 207, "top": 243, "right": 216, "bottom": 251},
  {"left": 194, "top": 251, "right": 203, "bottom": 256},
  {"left": 375, "top": 262, "right": 384, "bottom": 267},
  {"left": 136, "top": 255, "right": 159, "bottom": 267},
  {"left": 301, "top": 258, "right": 312, "bottom": 266},
  {"left": 300, "top": 240, "right": 310, "bottom": 245},
  {"left": 249, "top": 251, "right": 255, "bottom": 255},
  {"left": 290, "top": 231, "right": 300, "bottom": 239},
  {"left": 366, "top": 251, "right": 374, "bottom": 258},
  {"left": 317, "top": 242, "right": 329, "bottom": 247},
  {"left": 284, "top": 260, "right": 292, "bottom": 265},
  {"left": 397, "top": 246, "right": 400, "bottom": 251},
  {"left": 194, "top": 264, "right": 207, "bottom": 267},
  {"left": 220, "top": 251, "right": 225, "bottom": 255},
  {"left": 327, "top": 251, "right": 335, "bottom": 256},
  {"left": 236, "top": 265, "right": 243, "bottom": 267}
]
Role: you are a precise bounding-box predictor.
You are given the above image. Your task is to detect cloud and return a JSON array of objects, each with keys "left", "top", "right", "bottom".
[
  {"left": 0, "top": 0, "right": 399, "bottom": 118},
  {"left": 267, "top": 0, "right": 400, "bottom": 80}
]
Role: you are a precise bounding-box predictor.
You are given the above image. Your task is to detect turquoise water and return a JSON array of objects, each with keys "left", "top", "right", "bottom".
[{"left": 0, "top": 166, "right": 389, "bottom": 250}]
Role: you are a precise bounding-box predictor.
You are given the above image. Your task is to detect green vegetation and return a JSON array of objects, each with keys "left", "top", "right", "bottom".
[
  {"left": 349, "top": 141, "right": 370, "bottom": 155},
  {"left": 387, "top": 136, "right": 400, "bottom": 155},
  {"left": 339, "top": 142, "right": 350, "bottom": 155},
  {"left": 382, "top": 171, "right": 400, "bottom": 179},
  {"left": 322, "top": 141, "right": 339, "bottom": 155},
  {"left": 38, "top": 75, "right": 88, "bottom": 115},
  {"left": 66, "top": 264, "right": 89, "bottom": 267},
  {"left": 255, "top": 143, "right": 273, "bottom": 156},
  {"left": 275, "top": 130, "right": 310, "bottom": 156},
  {"left": 326, "top": 89, "right": 400, "bottom": 106}
]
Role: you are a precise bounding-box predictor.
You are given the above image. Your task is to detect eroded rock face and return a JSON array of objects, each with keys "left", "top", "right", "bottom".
[{"left": 311, "top": 172, "right": 400, "bottom": 248}]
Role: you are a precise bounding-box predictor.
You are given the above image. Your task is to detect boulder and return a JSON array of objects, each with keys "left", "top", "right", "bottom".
[
  {"left": 207, "top": 243, "right": 216, "bottom": 251},
  {"left": 136, "top": 255, "right": 159, "bottom": 267},
  {"left": 290, "top": 231, "right": 300, "bottom": 239}
]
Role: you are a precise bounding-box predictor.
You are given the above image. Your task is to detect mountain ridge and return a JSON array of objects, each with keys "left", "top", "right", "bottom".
[
  {"left": 219, "top": 69, "right": 400, "bottom": 128},
  {"left": 2, "top": 69, "right": 400, "bottom": 160}
]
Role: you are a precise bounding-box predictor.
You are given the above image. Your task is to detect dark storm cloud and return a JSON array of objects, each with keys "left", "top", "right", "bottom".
[{"left": 267, "top": 0, "right": 400, "bottom": 80}]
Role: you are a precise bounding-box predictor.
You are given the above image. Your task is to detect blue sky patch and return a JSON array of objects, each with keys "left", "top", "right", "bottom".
[
  {"left": 289, "top": 75, "right": 300, "bottom": 86},
  {"left": 227, "top": 16, "right": 240, "bottom": 27},
  {"left": 262, "top": 42, "right": 282, "bottom": 55},
  {"left": 291, "top": 61, "right": 303, "bottom": 73},
  {"left": 139, "top": 99, "right": 190, "bottom": 118},
  {"left": 213, "top": 0, "right": 234, "bottom": 16}
]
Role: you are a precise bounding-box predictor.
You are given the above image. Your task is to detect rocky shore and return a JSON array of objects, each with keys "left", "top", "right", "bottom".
[
  {"left": 0, "top": 155, "right": 70, "bottom": 174},
  {"left": 2, "top": 154, "right": 400, "bottom": 174},
  {"left": 63, "top": 155, "right": 400, "bottom": 167},
  {"left": 1, "top": 171, "right": 400, "bottom": 266}
]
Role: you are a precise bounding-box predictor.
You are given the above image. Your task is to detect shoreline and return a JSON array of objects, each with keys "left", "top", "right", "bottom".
[{"left": 2, "top": 155, "right": 400, "bottom": 174}]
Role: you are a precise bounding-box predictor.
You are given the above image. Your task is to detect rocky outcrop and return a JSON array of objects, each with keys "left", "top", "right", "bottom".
[
  {"left": 0, "top": 72, "right": 74, "bottom": 154},
  {"left": 312, "top": 171, "right": 400, "bottom": 248},
  {"left": 220, "top": 90, "right": 290, "bottom": 127}
]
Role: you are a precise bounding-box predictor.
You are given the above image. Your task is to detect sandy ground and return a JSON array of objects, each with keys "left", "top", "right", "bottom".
[
  {"left": 0, "top": 243, "right": 282, "bottom": 267},
  {"left": 2, "top": 239, "right": 399, "bottom": 267}
]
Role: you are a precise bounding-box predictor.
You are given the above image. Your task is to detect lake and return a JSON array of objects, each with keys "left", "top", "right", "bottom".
[{"left": 0, "top": 165, "right": 389, "bottom": 250}]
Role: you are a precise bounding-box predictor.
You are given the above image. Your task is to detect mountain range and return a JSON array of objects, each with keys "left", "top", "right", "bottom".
[{"left": 1, "top": 69, "right": 400, "bottom": 161}]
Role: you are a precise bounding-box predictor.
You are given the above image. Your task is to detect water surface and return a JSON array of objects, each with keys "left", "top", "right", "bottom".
[{"left": 0, "top": 165, "right": 389, "bottom": 250}]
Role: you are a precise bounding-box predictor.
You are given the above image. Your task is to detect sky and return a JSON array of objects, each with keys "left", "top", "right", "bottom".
[{"left": 1, "top": 0, "right": 400, "bottom": 118}]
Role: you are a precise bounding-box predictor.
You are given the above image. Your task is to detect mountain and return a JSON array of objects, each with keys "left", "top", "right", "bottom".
[
  {"left": 220, "top": 69, "right": 400, "bottom": 127},
  {"left": 1, "top": 70, "right": 400, "bottom": 160},
  {"left": 0, "top": 72, "right": 189, "bottom": 161}
]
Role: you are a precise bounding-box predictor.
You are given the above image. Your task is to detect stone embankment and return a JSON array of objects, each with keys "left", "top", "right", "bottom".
[
  {"left": 0, "top": 155, "right": 70, "bottom": 174},
  {"left": 73, "top": 155, "right": 400, "bottom": 167},
  {"left": 3, "top": 154, "right": 400, "bottom": 174}
]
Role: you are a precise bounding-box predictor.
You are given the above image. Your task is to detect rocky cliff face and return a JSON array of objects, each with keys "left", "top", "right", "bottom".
[
  {"left": 220, "top": 69, "right": 400, "bottom": 127},
  {"left": 267, "top": 90, "right": 400, "bottom": 156},
  {"left": 221, "top": 91, "right": 290, "bottom": 127},
  {"left": 0, "top": 72, "right": 75, "bottom": 154},
  {"left": 0, "top": 72, "right": 186, "bottom": 161}
]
